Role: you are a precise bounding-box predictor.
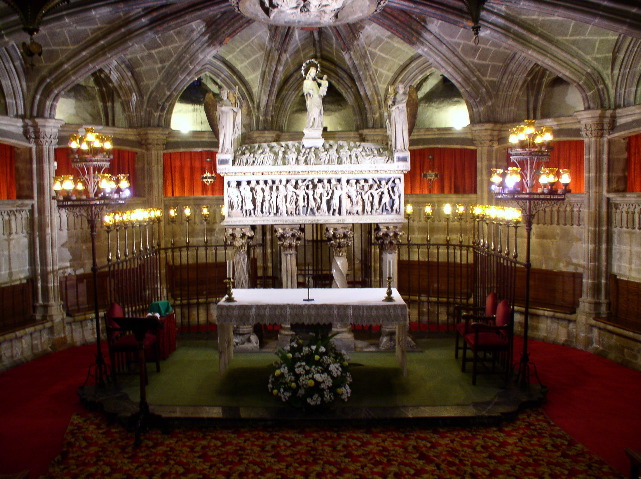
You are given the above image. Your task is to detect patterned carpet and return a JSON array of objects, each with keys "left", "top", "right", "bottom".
[{"left": 45, "top": 408, "right": 622, "bottom": 478}]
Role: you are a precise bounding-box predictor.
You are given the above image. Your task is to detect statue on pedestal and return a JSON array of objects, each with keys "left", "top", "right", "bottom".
[
  {"left": 218, "top": 88, "right": 242, "bottom": 155},
  {"left": 386, "top": 84, "right": 409, "bottom": 154},
  {"left": 302, "top": 60, "right": 328, "bottom": 148}
]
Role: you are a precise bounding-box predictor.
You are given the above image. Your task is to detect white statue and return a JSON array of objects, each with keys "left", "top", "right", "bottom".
[
  {"left": 303, "top": 62, "right": 328, "bottom": 131},
  {"left": 387, "top": 84, "right": 409, "bottom": 153},
  {"left": 218, "top": 89, "right": 241, "bottom": 155}
]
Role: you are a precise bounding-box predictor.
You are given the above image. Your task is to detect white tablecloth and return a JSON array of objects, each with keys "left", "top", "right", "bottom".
[{"left": 216, "top": 288, "right": 409, "bottom": 375}]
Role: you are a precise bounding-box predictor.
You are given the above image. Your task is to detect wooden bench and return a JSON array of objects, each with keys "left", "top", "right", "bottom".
[
  {"left": 60, "top": 271, "right": 111, "bottom": 317},
  {"left": 165, "top": 262, "right": 228, "bottom": 302},
  {"left": 514, "top": 268, "right": 582, "bottom": 314},
  {"left": 0, "top": 279, "right": 34, "bottom": 333},
  {"left": 607, "top": 275, "right": 641, "bottom": 334},
  {"left": 398, "top": 260, "right": 474, "bottom": 299}
]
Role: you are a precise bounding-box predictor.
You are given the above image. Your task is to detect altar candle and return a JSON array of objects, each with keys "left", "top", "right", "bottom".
[{"left": 227, "top": 260, "right": 232, "bottom": 278}]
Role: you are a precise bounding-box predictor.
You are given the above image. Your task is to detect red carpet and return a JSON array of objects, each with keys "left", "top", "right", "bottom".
[{"left": 1, "top": 338, "right": 640, "bottom": 478}]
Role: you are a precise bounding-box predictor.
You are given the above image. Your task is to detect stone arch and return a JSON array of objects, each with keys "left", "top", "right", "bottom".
[
  {"left": 373, "top": 9, "right": 495, "bottom": 124},
  {"left": 612, "top": 36, "right": 641, "bottom": 108},
  {"left": 30, "top": 1, "right": 231, "bottom": 119},
  {"left": 482, "top": 6, "right": 611, "bottom": 110},
  {"left": 0, "top": 46, "right": 25, "bottom": 118}
]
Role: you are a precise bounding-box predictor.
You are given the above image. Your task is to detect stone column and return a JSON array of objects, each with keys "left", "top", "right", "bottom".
[
  {"left": 275, "top": 225, "right": 303, "bottom": 289},
  {"left": 24, "top": 118, "right": 66, "bottom": 343},
  {"left": 324, "top": 225, "right": 354, "bottom": 288},
  {"left": 575, "top": 110, "right": 615, "bottom": 349},
  {"left": 471, "top": 123, "right": 503, "bottom": 205},
  {"left": 375, "top": 224, "right": 413, "bottom": 350},
  {"left": 137, "top": 128, "right": 170, "bottom": 209},
  {"left": 225, "top": 226, "right": 259, "bottom": 350},
  {"left": 274, "top": 225, "right": 303, "bottom": 347},
  {"left": 324, "top": 225, "right": 355, "bottom": 351}
]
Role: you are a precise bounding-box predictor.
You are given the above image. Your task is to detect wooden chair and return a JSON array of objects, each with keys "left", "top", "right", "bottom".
[
  {"left": 461, "top": 299, "right": 513, "bottom": 385},
  {"left": 104, "top": 303, "right": 160, "bottom": 382},
  {"left": 454, "top": 292, "right": 498, "bottom": 359}
]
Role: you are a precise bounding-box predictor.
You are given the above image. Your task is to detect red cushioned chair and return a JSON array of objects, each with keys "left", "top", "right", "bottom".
[
  {"left": 105, "top": 303, "right": 160, "bottom": 382},
  {"left": 461, "top": 299, "right": 513, "bottom": 385},
  {"left": 454, "top": 292, "right": 498, "bottom": 359}
]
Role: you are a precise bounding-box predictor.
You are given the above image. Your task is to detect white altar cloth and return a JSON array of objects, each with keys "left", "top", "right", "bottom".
[{"left": 216, "top": 288, "right": 409, "bottom": 375}]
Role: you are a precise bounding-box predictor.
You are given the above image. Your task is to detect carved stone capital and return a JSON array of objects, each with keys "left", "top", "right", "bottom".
[
  {"left": 374, "top": 224, "right": 403, "bottom": 253},
  {"left": 325, "top": 225, "right": 354, "bottom": 257},
  {"left": 225, "top": 226, "right": 254, "bottom": 251},
  {"left": 275, "top": 226, "right": 303, "bottom": 254},
  {"left": 138, "top": 128, "right": 170, "bottom": 150},
  {"left": 575, "top": 110, "right": 615, "bottom": 139},
  {"left": 24, "top": 118, "right": 64, "bottom": 147},
  {"left": 470, "top": 123, "right": 501, "bottom": 148}
]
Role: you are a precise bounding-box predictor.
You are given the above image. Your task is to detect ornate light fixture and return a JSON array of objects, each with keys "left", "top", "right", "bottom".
[
  {"left": 54, "top": 127, "right": 130, "bottom": 389},
  {"left": 491, "top": 119, "right": 570, "bottom": 388},
  {"left": 201, "top": 170, "right": 216, "bottom": 186},
  {"left": 404, "top": 203, "right": 413, "bottom": 242}
]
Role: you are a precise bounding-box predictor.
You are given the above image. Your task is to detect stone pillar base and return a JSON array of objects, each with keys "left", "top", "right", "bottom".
[
  {"left": 379, "top": 326, "right": 416, "bottom": 351},
  {"left": 233, "top": 325, "right": 259, "bottom": 351},
  {"left": 278, "top": 325, "right": 295, "bottom": 348}
]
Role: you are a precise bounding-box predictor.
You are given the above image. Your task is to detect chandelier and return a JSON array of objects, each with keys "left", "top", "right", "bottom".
[
  {"left": 201, "top": 170, "right": 217, "bottom": 186},
  {"left": 53, "top": 128, "right": 130, "bottom": 203},
  {"left": 53, "top": 127, "right": 131, "bottom": 389},
  {"left": 489, "top": 119, "right": 571, "bottom": 389}
]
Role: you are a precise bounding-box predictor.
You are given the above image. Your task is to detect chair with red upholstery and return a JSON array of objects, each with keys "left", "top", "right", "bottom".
[
  {"left": 454, "top": 292, "right": 498, "bottom": 359},
  {"left": 104, "top": 303, "right": 160, "bottom": 381},
  {"left": 461, "top": 299, "right": 513, "bottom": 385}
]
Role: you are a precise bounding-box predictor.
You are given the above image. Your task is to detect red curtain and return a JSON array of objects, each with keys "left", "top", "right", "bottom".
[
  {"left": 0, "top": 143, "right": 16, "bottom": 200},
  {"left": 507, "top": 140, "right": 585, "bottom": 193},
  {"left": 628, "top": 134, "right": 641, "bottom": 193},
  {"left": 405, "top": 148, "right": 477, "bottom": 194},
  {"left": 163, "top": 151, "right": 222, "bottom": 197},
  {"left": 55, "top": 148, "right": 137, "bottom": 195}
]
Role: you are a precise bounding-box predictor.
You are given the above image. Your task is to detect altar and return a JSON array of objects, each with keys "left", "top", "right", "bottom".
[{"left": 216, "top": 288, "right": 409, "bottom": 375}]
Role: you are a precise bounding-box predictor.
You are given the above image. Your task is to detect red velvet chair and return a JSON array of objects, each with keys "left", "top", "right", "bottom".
[
  {"left": 461, "top": 299, "right": 513, "bottom": 385},
  {"left": 104, "top": 303, "right": 160, "bottom": 381},
  {"left": 454, "top": 292, "right": 498, "bottom": 359}
]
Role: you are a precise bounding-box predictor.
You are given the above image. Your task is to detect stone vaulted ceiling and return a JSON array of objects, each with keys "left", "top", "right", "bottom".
[{"left": 0, "top": 0, "right": 640, "bottom": 130}]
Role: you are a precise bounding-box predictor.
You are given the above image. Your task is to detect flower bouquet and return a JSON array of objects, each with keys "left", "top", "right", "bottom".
[{"left": 268, "top": 331, "right": 352, "bottom": 409}]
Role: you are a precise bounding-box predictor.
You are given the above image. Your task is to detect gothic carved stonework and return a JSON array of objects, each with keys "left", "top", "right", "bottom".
[
  {"left": 138, "top": 129, "right": 169, "bottom": 150},
  {"left": 325, "top": 225, "right": 353, "bottom": 257},
  {"left": 275, "top": 226, "right": 303, "bottom": 254},
  {"left": 374, "top": 224, "right": 403, "bottom": 253},
  {"left": 232, "top": 0, "right": 388, "bottom": 27},
  {"left": 580, "top": 121, "right": 614, "bottom": 139},
  {"left": 225, "top": 226, "right": 255, "bottom": 250},
  {"left": 24, "top": 119, "right": 63, "bottom": 147},
  {"left": 470, "top": 124, "right": 501, "bottom": 147}
]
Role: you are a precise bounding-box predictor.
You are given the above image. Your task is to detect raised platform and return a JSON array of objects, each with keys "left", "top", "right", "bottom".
[{"left": 79, "top": 337, "right": 546, "bottom": 427}]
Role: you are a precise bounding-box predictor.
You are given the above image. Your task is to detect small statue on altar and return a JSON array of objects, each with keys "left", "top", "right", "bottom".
[
  {"left": 386, "top": 84, "right": 409, "bottom": 153},
  {"left": 302, "top": 60, "right": 328, "bottom": 147}
]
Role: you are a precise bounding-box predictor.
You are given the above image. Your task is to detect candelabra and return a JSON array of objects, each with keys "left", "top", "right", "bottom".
[
  {"left": 54, "top": 127, "right": 129, "bottom": 388},
  {"left": 103, "top": 209, "right": 163, "bottom": 262},
  {"left": 491, "top": 120, "right": 570, "bottom": 388},
  {"left": 442, "top": 203, "right": 452, "bottom": 244},
  {"left": 423, "top": 204, "right": 433, "bottom": 243},
  {"left": 404, "top": 203, "right": 413, "bottom": 242}
]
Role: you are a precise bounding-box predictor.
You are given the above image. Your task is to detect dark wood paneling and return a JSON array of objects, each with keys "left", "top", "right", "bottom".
[
  {"left": 609, "top": 275, "right": 641, "bottom": 333},
  {"left": 514, "top": 268, "right": 582, "bottom": 314}
]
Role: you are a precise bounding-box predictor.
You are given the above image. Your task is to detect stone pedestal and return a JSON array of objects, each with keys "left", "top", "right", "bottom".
[
  {"left": 225, "top": 226, "right": 259, "bottom": 350},
  {"left": 275, "top": 226, "right": 304, "bottom": 346},
  {"left": 325, "top": 225, "right": 355, "bottom": 350},
  {"left": 302, "top": 128, "right": 323, "bottom": 148}
]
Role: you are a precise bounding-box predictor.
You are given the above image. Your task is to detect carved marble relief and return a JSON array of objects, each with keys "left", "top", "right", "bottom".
[{"left": 224, "top": 175, "right": 403, "bottom": 224}]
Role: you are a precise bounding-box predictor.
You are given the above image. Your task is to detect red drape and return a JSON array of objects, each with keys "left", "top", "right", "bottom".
[
  {"left": 507, "top": 140, "right": 585, "bottom": 193},
  {"left": 0, "top": 143, "right": 16, "bottom": 200},
  {"left": 628, "top": 134, "right": 641, "bottom": 193},
  {"left": 163, "top": 151, "right": 222, "bottom": 197},
  {"left": 55, "top": 148, "right": 137, "bottom": 195},
  {"left": 405, "top": 148, "right": 477, "bottom": 194}
]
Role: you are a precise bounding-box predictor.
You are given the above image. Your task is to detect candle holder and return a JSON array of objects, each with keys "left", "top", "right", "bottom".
[
  {"left": 383, "top": 276, "right": 395, "bottom": 302},
  {"left": 224, "top": 278, "right": 236, "bottom": 302}
]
